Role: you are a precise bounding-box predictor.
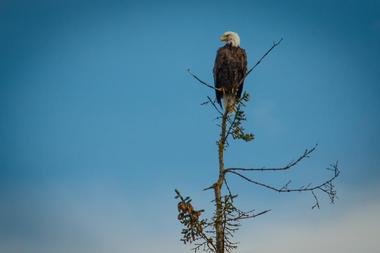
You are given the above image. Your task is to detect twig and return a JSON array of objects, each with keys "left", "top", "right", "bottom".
[
  {"left": 311, "top": 191, "right": 320, "bottom": 209},
  {"left": 226, "top": 144, "right": 317, "bottom": 172},
  {"left": 248, "top": 209, "right": 271, "bottom": 219},
  {"left": 247, "top": 38, "right": 283, "bottom": 76},
  {"left": 187, "top": 69, "right": 219, "bottom": 91},
  {"left": 235, "top": 38, "right": 283, "bottom": 90},
  {"left": 207, "top": 96, "right": 223, "bottom": 116},
  {"left": 224, "top": 178, "right": 233, "bottom": 199}
]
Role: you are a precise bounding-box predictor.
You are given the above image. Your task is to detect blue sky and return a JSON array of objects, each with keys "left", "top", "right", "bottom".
[{"left": 0, "top": 0, "right": 379, "bottom": 252}]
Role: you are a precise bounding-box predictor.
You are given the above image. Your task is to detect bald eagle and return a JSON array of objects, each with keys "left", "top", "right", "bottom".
[{"left": 213, "top": 31, "right": 247, "bottom": 112}]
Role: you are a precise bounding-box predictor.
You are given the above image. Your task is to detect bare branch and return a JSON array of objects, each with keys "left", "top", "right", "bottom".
[
  {"left": 246, "top": 38, "right": 283, "bottom": 77},
  {"left": 188, "top": 38, "right": 283, "bottom": 97},
  {"left": 250, "top": 209, "right": 271, "bottom": 218},
  {"left": 226, "top": 144, "right": 317, "bottom": 172},
  {"left": 203, "top": 183, "right": 216, "bottom": 191},
  {"left": 187, "top": 69, "right": 220, "bottom": 91},
  {"left": 224, "top": 178, "right": 233, "bottom": 199},
  {"left": 235, "top": 38, "right": 283, "bottom": 91},
  {"left": 311, "top": 191, "right": 320, "bottom": 209},
  {"left": 207, "top": 96, "right": 223, "bottom": 116},
  {"left": 227, "top": 162, "right": 340, "bottom": 201},
  {"left": 195, "top": 230, "right": 217, "bottom": 253}
]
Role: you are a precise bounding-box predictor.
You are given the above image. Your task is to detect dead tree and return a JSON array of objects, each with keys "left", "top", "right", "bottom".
[{"left": 175, "top": 39, "right": 340, "bottom": 253}]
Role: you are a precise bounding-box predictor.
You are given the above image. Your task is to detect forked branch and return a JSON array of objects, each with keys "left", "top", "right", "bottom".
[
  {"left": 227, "top": 161, "right": 340, "bottom": 208},
  {"left": 188, "top": 38, "right": 283, "bottom": 92}
]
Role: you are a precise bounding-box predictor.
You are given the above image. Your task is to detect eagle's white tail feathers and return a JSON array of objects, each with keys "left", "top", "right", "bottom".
[{"left": 223, "top": 95, "right": 237, "bottom": 113}]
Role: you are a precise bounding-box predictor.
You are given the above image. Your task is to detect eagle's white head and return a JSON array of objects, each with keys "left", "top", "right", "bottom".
[{"left": 220, "top": 31, "right": 240, "bottom": 47}]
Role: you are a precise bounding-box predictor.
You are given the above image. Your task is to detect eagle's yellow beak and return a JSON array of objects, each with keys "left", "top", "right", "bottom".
[{"left": 220, "top": 34, "right": 228, "bottom": 41}]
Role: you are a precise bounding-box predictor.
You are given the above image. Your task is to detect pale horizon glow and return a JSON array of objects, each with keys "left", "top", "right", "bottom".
[{"left": 0, "top": 0, "right": 379, "bottom": 252}]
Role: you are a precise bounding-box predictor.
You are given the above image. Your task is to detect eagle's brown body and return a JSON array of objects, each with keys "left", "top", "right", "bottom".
[{"left": 213, "top": 44, "right": 247, "bottom": 109}]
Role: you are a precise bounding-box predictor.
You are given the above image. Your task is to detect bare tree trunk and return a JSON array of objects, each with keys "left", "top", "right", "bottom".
[
  {"left": 214, "top": 109, "right": 228, "bottom": 253},
  {"left": 178, "top": 38, "right": 340, "bottom": 253}
]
